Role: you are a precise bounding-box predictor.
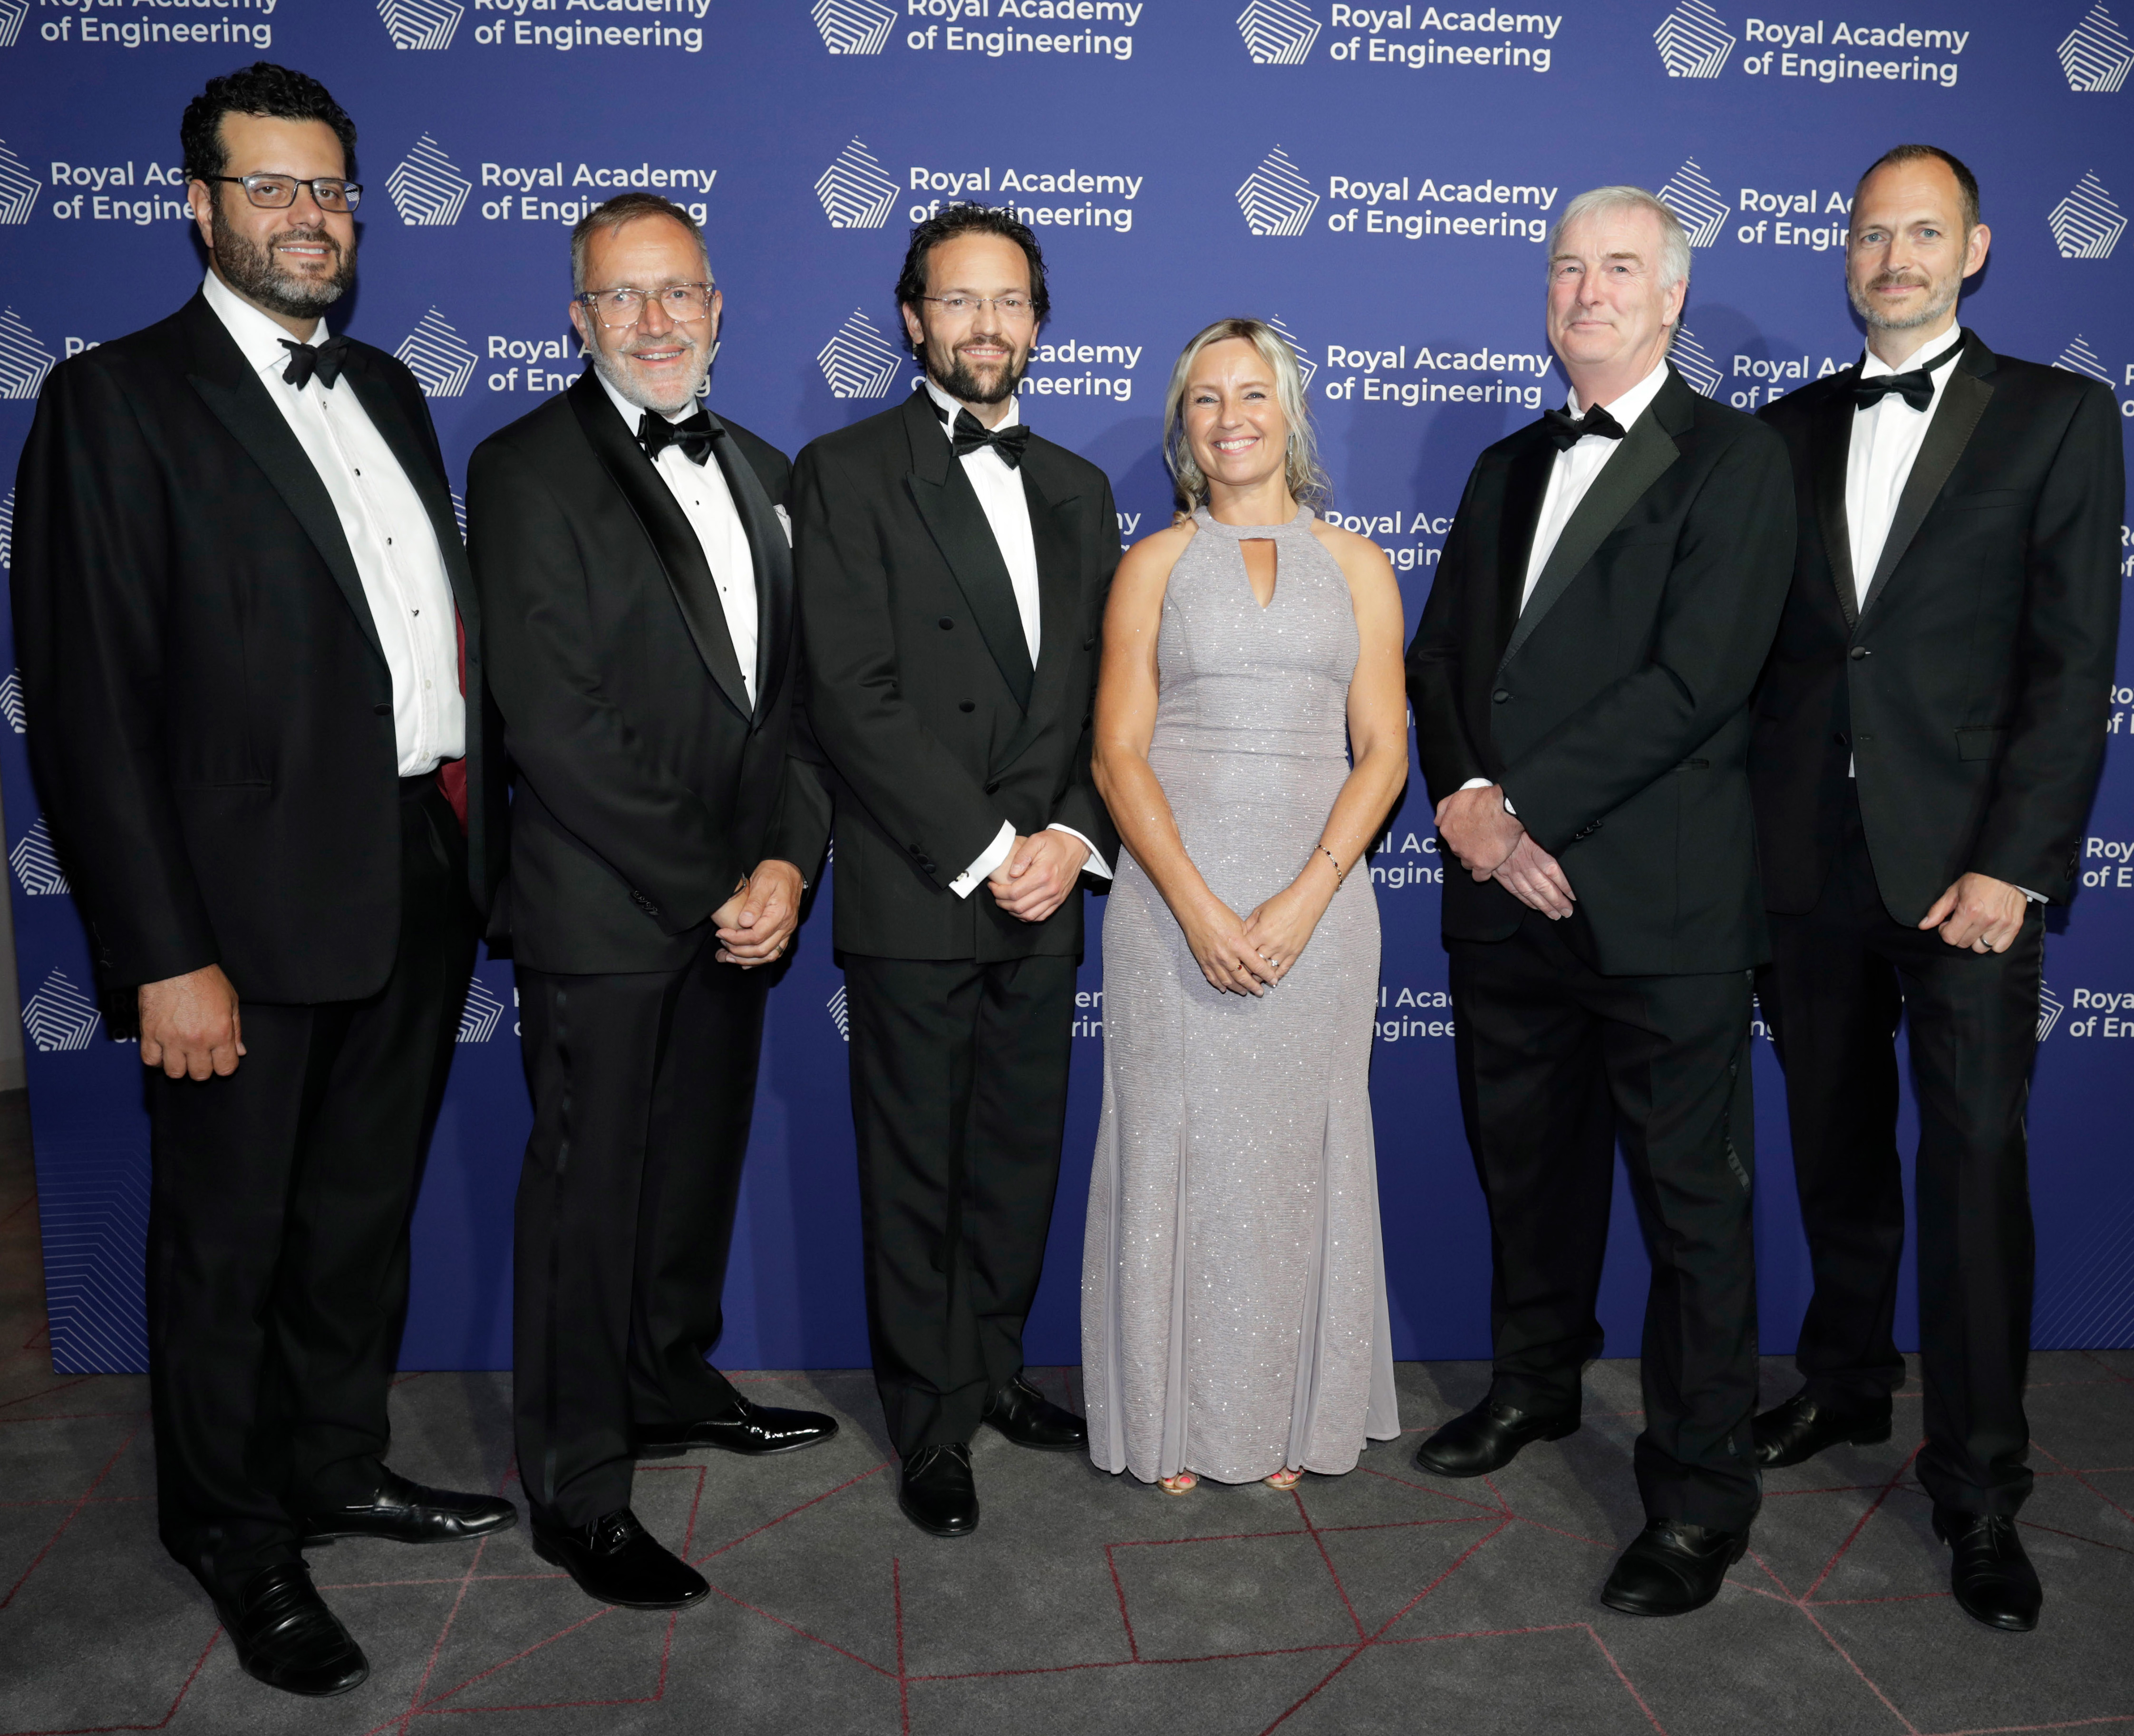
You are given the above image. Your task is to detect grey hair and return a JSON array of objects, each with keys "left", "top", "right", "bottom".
[
  {"left": 1162, "top": 318, "right": 1330, "bottom": 512},
  {"left": 1545, "top": 185, "right": 1691, "bottom": 294},
  {"left": 569, "top": 190, "right": 713, "bottom": 294}
]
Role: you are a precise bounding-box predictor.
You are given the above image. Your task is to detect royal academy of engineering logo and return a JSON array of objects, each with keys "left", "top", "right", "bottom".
[
  {"left": 396, "top": 309, "right": 478, "bottom": 397},
  {"left": 816, "top": 139, "right": 902, "bottom": 230},
  {"left": 0, "top": 490, "right": 11, "bottom": 572},
  {"left": 0, "top": 0, "right": 26, "bottom": 48},
  {"left": 2048, "top": 172, "right": 2127, "bottom": 258},
  {"left": 9, "top": 818, "right": 67, "bottom": 897},
  {"left": 0, "top": 140, "right": 39, "bottom": 224},
  {"left": 1657, "top": 157, "right": 1729, "bottom": 247},
  {"left": 22, "top": 969, "right": 100, "bottom": 1054},
  {"left": 2060, "top": 3, "right": 2134, "bottom": 92},
  {"left": 0, "top": 671, "right": 23, "bottom": 736},
  {"left": 2057, "top": 333, "right": 2113, "bottom": 382},
  {"left": 0, "top": 309, "right": 55, "bottom": 400},
  {"left": 827, "top": 984, "right": 851, "bottom": 1041},
  {"left": 818, "top": 308, "right": 903, "bottom": 398},
  {"left": 2038, "top": 980, "right": 2066, "bottom": 1041},
  {"left": 1238, "top": 146, "right": 1318, "bottom": 237},
  {"left": 1238, "top": 0, "right": 1320, "bottom": 64},
  {"left": 1267, "top": 314, "right": 1317, "bottom": 388},
  {"left": 814, "top": 0, "right": 895, "bottom": 54},
  {"left": 379, "top": 0, "right": 464, "bottom": 49},
  {"left": 388, "top": 136, "right": 472, "bottom": 226},
  {"left": 1654, "top": 0, "right": 1734, "bottom": 77},
  {"left": 1671, "top": 325, "right": 1724, "bottom": 397},
  {"left": 456, "top": 976, "right": 507, "bottom": 1043}
]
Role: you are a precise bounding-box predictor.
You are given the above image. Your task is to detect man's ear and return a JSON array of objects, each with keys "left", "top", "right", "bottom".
[
  {"left": 568, "top": 300, "right": 591, "bottom": 352},
  {"left": 188, "top": 179, "right": 217, "bottom": 254},
  {"left": 900, "top": 301, "right": 926, "bottom": 356}
]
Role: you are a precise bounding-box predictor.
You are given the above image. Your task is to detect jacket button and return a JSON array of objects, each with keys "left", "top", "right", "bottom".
[
  {"left": 1833, "top": 732, "right": 1849, "bottom": 747},
  {"left": 984, "top": 780, "right": 1000, "bottom": 794},
  {"left": 959, "top": 700, "right": 975, "bottom": 713},
  {"left": 939, "top": 617, "right": 955, "bottom": 630},
  {"left": 909, "top": 843, "right": 924, "bottom": 856},
  {"left": 1849, "top": 646, "right": 1870, "bottom": 659},
  {"left": 374, "top": 703, "right": 391, "bottom": 716},
  {"left": 1492, "top": 689, "right": 1511, "bottom": 703}
]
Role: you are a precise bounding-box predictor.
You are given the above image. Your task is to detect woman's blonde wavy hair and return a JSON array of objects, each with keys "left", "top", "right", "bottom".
[{"left": 1162, "top": 318, "right": 1330, "bottom": 513}]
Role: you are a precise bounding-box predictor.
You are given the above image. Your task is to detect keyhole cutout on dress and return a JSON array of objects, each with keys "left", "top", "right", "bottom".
[{"left": 1241, "top": 538, "right": 1279, "bottom": 611}]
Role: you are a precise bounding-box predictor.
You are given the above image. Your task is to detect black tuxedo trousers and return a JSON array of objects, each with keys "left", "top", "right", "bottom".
[
  {"left": 147, "top": 781, "right": 474, "bottom": 1594},
  {"left": 1759, "top": 789, "right": 2041, "bottom": 1515},
  {"left": 1450, "top": 913, "right": 1761, "bottom": 1532},
  {"left": 511, "top": 946, "right": 766, "bottom": 1525},
  {"left": 844, "top": 953, "right": 1077, "bottom": 1455}
]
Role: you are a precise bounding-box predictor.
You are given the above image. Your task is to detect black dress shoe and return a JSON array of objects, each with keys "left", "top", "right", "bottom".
[
  {"left": 297, "top": 1468, "right": 518, "bottom": 1548},
  {"left": 1600, "top": 1519, "right": 1750, "bottom": 1617},
  {"left": 981, "top": 1374, "right": 1087, "bottom": 1451},
  {"left": 1752, "top": 1390, "right": 1892, "bottom": 1469},
  {"left": 1933, "top": 1506, "right": 2041, "bottom": 1633},
  {"left": 531, "top": 1507, "right": 708, "bottom": 1610},
  {"left": 898, "top": 1443, "right": 979, "bottom": 1537},
  {"left": 1413, "top": 1395, "right": 1578, "bottom": 1478},
  {"left": 213, "top": 1562, "right": 369, "bottom": 1697},
  {"left": 636, "top": 1395, "right": 839, "bottom": 1459}
]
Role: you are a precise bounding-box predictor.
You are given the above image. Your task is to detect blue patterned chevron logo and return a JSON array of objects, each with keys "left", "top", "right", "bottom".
[
  {"left": 387, "top": 135, "right": 473, "bottom": 226},
  {"left": 1237, "top": 0, "right": 1320, "bottom": 64},
  {"left": 395, "top": 308, "right": 479, "bottom": 397},
  {"left": 816, "top": 139, "right": 902, "bottom": 230},
  {"left": 2060, "top": 3, "right": 2134, "bottom": 91},
  {"left": 817, "top": 309, "right": 904, "bottom": 399},
  {"left": 2049, "top": 172, "right": 2127, "bottom": 258},
  {"left": 10, "top": 818, "right": 68, "bottom": 896},
  {"left": 1658, "top": 158, "right": 1730, "bottom": 248},
  {"left": 379, "top": 0, "right": 463, "bottom": 49},
  {"left": 1237, "top": 146, "right": 1318, "bottom": 237},
  {"left": 1654, "top": 0, "right": 1734, "bottom": 76}
]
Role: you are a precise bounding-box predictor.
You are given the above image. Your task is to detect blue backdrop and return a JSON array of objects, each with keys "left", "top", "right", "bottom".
[{"left": 2, "top": 0, "right": 2130, "bottom": 1377}]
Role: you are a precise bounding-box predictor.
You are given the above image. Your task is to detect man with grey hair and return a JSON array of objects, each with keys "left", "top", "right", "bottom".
[
  {"left": 468, "top": 191, "right": 835, "bottom": 1610},
  {"left": 1408, "top": 184, "right": 1794, "bottom": 1616}
]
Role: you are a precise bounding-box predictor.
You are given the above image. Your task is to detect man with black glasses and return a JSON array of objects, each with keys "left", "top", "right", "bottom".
[
  {"left": 468, "top": 192, "right": 835, "bottom": 1610},
  {"left": 12, "top": 63, "right": 510, "bottom": 1696}
]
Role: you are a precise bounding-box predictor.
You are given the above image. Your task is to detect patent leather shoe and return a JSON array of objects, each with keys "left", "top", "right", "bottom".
[
  {"left": 1933, "top": 1506, "right": 2041, "bottom": 1633},
  {"left": 982, "top": 1374, "right": 1087, "bottom": 1451},
  {"left": 1600, "top": 1519, "right": 1749, "bottom": 1617},
  {"left": 1752, "top": 1390, "right": 1892, "bottom": 1469},
  {"left": 636, "top": 1394, "right": 839, "bottom": 1458},
  {"left": 1413, "top": 1395, "right": 1578, "bottom": 1478},
  {"left": 297, "top": 1467, "right": 518, "bottom": 1548},
  {"left": 213, "top": 1562, "right": 369, "bottom": 1697},
  {"left": 899, "top": 1443, "right": 979, "bottom": 1537},
  {"left": 531, "top": 1507, "right": 708, "bottom": 1609}
]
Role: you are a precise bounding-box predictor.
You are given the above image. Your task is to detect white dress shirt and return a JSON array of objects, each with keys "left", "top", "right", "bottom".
[
  {"left": 202, "top": 271, "right": 463, "bottom": 776},
  {"left": 1463, "top": 356, "right": 1673, "bottom": 808},
  {"left": 920, "top": 379, "right": 1110, "bottom": 896},
  {"left": 598, "top": 371, "right": 758, "bottom": 708},
  {"left": 1845, "top": 327, "right": 1963, "bottom": 610}
]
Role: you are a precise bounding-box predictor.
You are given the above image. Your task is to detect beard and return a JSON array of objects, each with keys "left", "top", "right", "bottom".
[
  {"left": 213, "top": 220, "right": 354, "bottom": 320},
  {"left": 1849, "top": 267, "right": 1961, "bottom": 332},
  {"left": 587, "top": 335, "right": 711, "bottom": 416},
  {"left": 925, "top": 333, "right": 1030, "bottom": 405}
]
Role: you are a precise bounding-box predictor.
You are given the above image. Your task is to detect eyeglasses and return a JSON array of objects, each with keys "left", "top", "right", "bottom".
[
  {"left": 576, "top": 283, "right": 717, "bottom": 328},
  {"left": 915, "top": 294, "right": 1036, "bottom": 322},
  {"left": 202, "top": 174, "right": 362, "bottom": 213}
]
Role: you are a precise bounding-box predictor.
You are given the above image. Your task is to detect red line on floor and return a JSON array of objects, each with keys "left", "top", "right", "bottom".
[
  {"left": 382, "top": 1533, "right": 502, "bottom": 1734},
  {"left": 1290, "top": 1485, "right": 1367, "bottom": 1641},
  {"left": 705, "top": 1583, "right": 895, "bottom": 1678},
  {"left": 1789, "top": 1600, "right": 1923, "bottom": 1735},
  {"left": 893, "top": 1555, "right": 910, "bottom": 1736},
  {"left": 0, "top": 1628, "right": 223, "bottom": 1736},
  {"left": 0, "top": 1378, "right": 95, "bottom": 1412},
  {"left": 1804, "top": 1443, "right": 1923, "bottom": 1601},
  {"left": 0, "top": 1418, "right": 145, "bottom": 1612},
  {"left": 1583, "top": 1625, "right": 1671, "bottom": 1735},
  {"left": 1104, "top": 1542, "right": 1139, "bottom": 1663},
  {"left": 694, "top": 1458, "right": 892, "bottom": 1563},
  {"left": 2031, "top": 1441, "right": 2134, "bottom": 1530}
]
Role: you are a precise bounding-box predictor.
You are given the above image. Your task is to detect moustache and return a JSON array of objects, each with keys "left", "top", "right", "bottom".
[
  {"left": 271, "top": 226, "right": 341, "bottom": 257},
  {"left": 1870, "top": 272, "right": 1930, "bottom": 290}
]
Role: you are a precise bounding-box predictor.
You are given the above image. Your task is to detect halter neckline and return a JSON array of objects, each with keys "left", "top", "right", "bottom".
[{"left": 1193, "top": 503, "right": 1314, "bottom": 538}]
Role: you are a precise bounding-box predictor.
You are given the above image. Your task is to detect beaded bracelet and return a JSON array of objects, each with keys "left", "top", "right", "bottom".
[{"left": 1319, "top": 845, "right": 1344, "bottom": 881}]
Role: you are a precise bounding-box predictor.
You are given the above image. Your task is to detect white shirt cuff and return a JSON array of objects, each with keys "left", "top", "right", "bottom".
[
  {"left": 2017, "top": 886, "right": 2047, "bottom": 904},
  {"left": 950, "top": 821, "right": 1016, "bottom": 899},
  {"left": 1460, "top": 777, "right": 1516, "bottom": 818},
  {"left": 1047, "top": 824, "right": 1110, "bottom": 880}
]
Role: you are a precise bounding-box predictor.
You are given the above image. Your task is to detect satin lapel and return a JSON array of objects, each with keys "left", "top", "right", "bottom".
[
  {"left": 993, "top": 444, "right": 1084, "bottom": 771},
  {"left": 1499, "top": 405, "right": 1679, "bottom": 671},
  {"left": 706, "top": 413, "right": 790, "bottom": 729},
  {"left": 1858, "top": 363, "right": 1993, "bottom": 620},
  {"left": 1812, "top": 381, "right": 1860, "bottom": 628},
  {"left": 180, "top": 301, "right": 386, "bottom": 670},
  {"left": 903, "top": 394, "right": 1035, "bottom": 709},
  {"left": 340, "top": 349, "right": 480, "bottom": 642},
  {"left": 1496, "top": 434, "right": 1555, "bottom": 662},
  {"left": 566, "top": 374, "right": 751, "bottom": 721}
]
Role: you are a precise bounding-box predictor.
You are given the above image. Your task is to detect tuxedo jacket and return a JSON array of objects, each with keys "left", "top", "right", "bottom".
[
  {"left": 466, "top": 369, "right": 831, "bottom": 975},
  {"left": 1407, "top": 366, "right": 1796, "bottom": 978},
  {"left": 791, "top": 388, "right": 1121, "bottom": 961},
  {"left": 1751, "top": 330, "right": 2124, "bottom": 922},
  {"left": 10, "top": 291, "right": 504, "bottom": 1008}
]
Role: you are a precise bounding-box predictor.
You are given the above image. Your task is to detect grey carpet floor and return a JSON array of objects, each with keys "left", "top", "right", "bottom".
[{"left": 3, "top": 1105, "right": 2131, "bottom": 1734}]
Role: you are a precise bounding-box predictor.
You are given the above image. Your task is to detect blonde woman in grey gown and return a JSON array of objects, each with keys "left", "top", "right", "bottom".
[{"left": 1082, "top": 320, "right": 1410, "bottom": 1493}]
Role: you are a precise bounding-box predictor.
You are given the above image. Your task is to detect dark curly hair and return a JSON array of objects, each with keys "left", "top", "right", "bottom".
[
  {"left": 894, "top": 205, "right": 1051, "bottom": 357},
  {"left": 181, "top": 62, "right": 357, "bottom": 184}
]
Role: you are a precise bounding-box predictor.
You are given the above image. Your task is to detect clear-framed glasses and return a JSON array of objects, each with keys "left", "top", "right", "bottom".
[
  {"left": 915, "top": 293, "right": 1036, "bottom": 322},
  {"left": 576, "top": 283, "right": 717, "bottom": 328},
  {"left": 202, "top": 174, "right": 362, "bottom": 213}
]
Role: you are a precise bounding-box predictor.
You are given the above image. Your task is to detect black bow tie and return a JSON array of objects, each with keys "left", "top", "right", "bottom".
[
  {"left": 638, "top": 407, "right": 720, "bottom": 465},
  {"left": 947, "top": 407, "right": 1031, "bottom": 468},
  {"left": 1541, "top": 403, "right": 1628, "bottom": 450},
  {"left": 279, "top": 335, "right": 350, "bottom": 389},
  {"left": 1851, "top": 334, "right": 1967, "bottom": 412}
]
